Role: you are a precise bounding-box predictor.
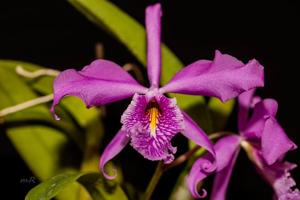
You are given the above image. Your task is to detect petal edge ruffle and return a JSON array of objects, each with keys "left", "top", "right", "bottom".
[
  {"left": 262, "top": 117, "right": 297, "bottom": 165},
  {"left": 160, "top": 50, "right": 264, "bottom": 102},
  {"left": 51, "top": 60, "right": 147, "bottom": 119},
  {"left": 187, "top": 135, "right": 241, "bottom": 198}
]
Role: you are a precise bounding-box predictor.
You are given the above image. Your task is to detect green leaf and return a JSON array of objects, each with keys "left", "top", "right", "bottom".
[
  {"left": 0, "top": 59, "right": 99, "bottom": 128},
  {"left": 67, "top": 0, "right": 204, "bottom": 110},
  {"left": 25, "top": 172, "right": 89, "bottom": 200},
  {"left": 208, "top": 98, "right": 235, "bottom": 132},
  {"left": 0, "top": 60, "right": 107, "bottom": 199},
  {"left": 168, "top": 173, "right": 193, "bottom": 200},
  {"left": 0, "top": 67, "right": 79, "bottom": 178},
  {"left": 25, "top": 172, "right": 128, "bottom": 200},
  {"left": 0, "top": 60, "right": 85, "bottom": 148},
  {"left": 0, "top": 66, "right": 83, "bottom": 200}
]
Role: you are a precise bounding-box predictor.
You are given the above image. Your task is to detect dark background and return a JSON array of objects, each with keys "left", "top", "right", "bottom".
[{"left": 0, "top": 0, "right": 299, "bottom": 199}]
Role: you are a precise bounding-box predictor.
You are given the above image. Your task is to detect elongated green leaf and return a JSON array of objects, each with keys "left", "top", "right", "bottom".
[
  {"left": 0, "top": 60, "right": 107, "bottom": 200},
  {"left": 25, "top": 172, "right": 128, "bottom": 200},
  {"left": 68, "top": 0, "right": 203, "bottom": 110},
  {"left": 0, "top": 60, "right": 99, "bottom": 128},
  {"left": 0, "top": 67, "right": 82, "bottom": 200},
  {"left": 25, "top": 173, "right": 89, "bottom": 200},
  {"left": 0, "top": 67, "right": 79, "bottom": 177},
  {"left": 0, "top": 61, "right": 85, "bottom": 147}
]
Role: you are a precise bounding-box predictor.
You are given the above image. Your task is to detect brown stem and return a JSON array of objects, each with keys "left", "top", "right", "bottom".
[
  {"left": 95, "top": 42, "right": 104, "bottom": 59},
  {"left": 123, "top": 63, "right": 144, "bottom": 83},
  {"left": 164, "top": 131, "right": 234, "bottom": 171}
]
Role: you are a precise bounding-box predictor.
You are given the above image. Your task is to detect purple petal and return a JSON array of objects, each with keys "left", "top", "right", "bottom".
[
  {"left": 51, "top": 60, "right": 147, "bottom": 119},
  {"left": 250, "top": 149, "right": 300, "bottom": 199},
  {"left": 181, "top": 112, "right": 216, "bottom": 161},
  {"left": 187, "top": 153, "right": 212, "bottom": 199},
  {"left": 183, "top": 112, "right": 216, "bottom": 198},
  {"left": 121, "top": 94, "right": 183, "bottom": 163},
  {"left": 211, "top": 144, "right": 240, "bottom": 200},
  {"left": 187, "top": 135, "right": 241, "bottom": 198},
  {"left": 242, "top": 98, "right": 296, "bottom": 165},
  {"left": 242, "top": 98, "right": 278, "bottom": 139},
  {"left": 251, "top": 96, "right": 262, "bottom": 107},
  {"left": 238, "top": 89, "right": 256, "bottom": 131},
  {"left": 99, "top": 130, "right": 130, "bottom": 180},
  {"left": 271, "top": 162, "right": 300, "bottom": 200},
  {"left": 261, "top": 117, "right": 297, "bottom": 165},
  {"left": 146, "top": 4, "right": 162, "bottom": 87},
  {"left": 81, "top": 59, "right": 141, "bottom": 83},
  {"left": 160, "top": 50, "right": 264, "bottom": 102}
]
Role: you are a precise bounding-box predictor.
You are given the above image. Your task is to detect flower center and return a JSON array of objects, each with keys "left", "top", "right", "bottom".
[
  {"left": 146, "top": 99, "right": 160, "bottom": 137},
  {"left": 121, "top": 94, "right": 184, "bottom": 163}
]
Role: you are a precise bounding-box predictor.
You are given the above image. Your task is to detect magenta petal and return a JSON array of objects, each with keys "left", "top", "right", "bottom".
[
  {"left": 187, "top": 153, "right": 212, "bottom": 198},
  {"left": 262, "top": 117, "right": 297, "bottom": 165},
  {"left": 269, "top": 162, "right": 300, "bottom": 200},
  {"left": 160, "top": 50, "right": 264, "bottom": 102},
  {"left": 187, "top": 135, "right": 241, "bottom": 198},
  {"left": 181, "top": 112, "right": 215, "bottom": 161},
  {"left": 211, "top": 141, "right": 240, "bottom": 200},
  {"left": 146, "top": 4, "right": 162, "bottom": 87},
  {"left": 51, "top": 60, "right": 147, "bottom": 119},
  {"left": 242, "top": 98, "right": 278, "bottom": 139},
  {"left": 99, "top": 130, "right": 130, "bottom": 180},
  {"left": 250, "top": 149, "right": 300, "bottom": 199},
  {"left": 238, "top": 89, "right": 256, "bottom": 131},
  {"left": 81, "top": 59, "right": 141, "bottom": 83}
]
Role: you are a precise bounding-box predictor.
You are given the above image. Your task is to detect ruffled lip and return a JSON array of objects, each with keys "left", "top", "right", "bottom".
[{"left": 121, "top": 93, "right": 184, "bottom": 163}]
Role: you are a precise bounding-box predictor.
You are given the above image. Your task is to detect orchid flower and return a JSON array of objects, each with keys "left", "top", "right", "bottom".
[
  {"left": 51, "top": 3, "right": 264, "bottom": 181},
  {"left": 187, "top": 89, "right": 299, "bottom": 200}
]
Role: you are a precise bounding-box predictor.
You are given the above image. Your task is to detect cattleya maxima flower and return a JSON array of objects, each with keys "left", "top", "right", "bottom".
[
  {"left": 51, "top": 3, "right": 264, "bottom": 181},
  {"left": 187, "top": 89, "right": 299, "bottom": 200}
]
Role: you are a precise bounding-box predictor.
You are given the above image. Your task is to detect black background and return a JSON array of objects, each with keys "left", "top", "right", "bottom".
[{"left": 0, "top": 0, "right": 299, "bottom": 199}]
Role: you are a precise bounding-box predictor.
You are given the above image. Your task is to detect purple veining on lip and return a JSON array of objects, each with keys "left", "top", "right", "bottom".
[{"left": 121, "top": 93, "right": 183, "bottom": 163}]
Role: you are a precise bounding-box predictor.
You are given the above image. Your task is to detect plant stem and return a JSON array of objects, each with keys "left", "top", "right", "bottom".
[
  {"left": 144, "top": 161, "right": 164, "bottom": 200},
  {"left": 143, "top": 131, "right": 233, "bottom": 199},
  {"left": 164, "top": 131, "right": 233, "bottom": 171},
  {"left": 123, "top": 63, "right": 144, "bottom": 83},
  {"left": 164, "top": 146, "right": 201, "bottom": 171},
  {"left": 95, "top": 42, "right": 104, "bottom": 59},
  {"left": 16, "top": 65, "right": 59, "bottom": 78},
  {"left": 0, "top": 94, "right": 53, "bottom": 117}
]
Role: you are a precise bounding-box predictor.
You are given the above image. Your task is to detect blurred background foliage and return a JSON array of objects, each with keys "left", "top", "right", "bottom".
[{"left": 0, "top": 0, "right": 299, "bottom": 200}]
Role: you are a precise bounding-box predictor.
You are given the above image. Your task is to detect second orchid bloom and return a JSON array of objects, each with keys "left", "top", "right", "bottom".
[{"left": 188, "top": 89, "right": 299, "bottom": 200}]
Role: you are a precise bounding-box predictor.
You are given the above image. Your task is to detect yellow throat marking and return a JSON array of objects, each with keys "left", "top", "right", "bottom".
[{"left": 148, "top": 103, "right": 159, "bottom": 137}]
